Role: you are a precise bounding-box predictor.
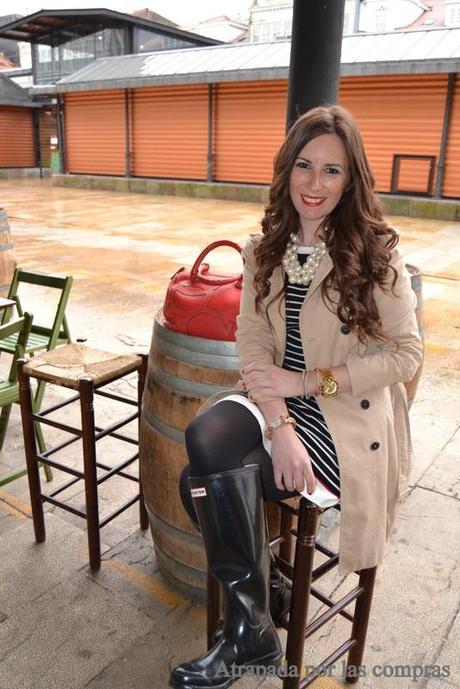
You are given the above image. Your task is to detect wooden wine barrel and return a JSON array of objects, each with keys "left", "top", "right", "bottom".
[
  {"left": 140, "top": 310, "right": 241, "bottom": 601},
  {"left": 405, "top": 264, "right": 425, "bottom": 408},
  {"left": 0, "top": 209, "right": 16, "bottom": 298}
]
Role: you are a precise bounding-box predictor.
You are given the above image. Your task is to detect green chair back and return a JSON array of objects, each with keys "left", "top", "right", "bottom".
[{"left": 1, "top": 269, "right": 73, "bottom": 353}]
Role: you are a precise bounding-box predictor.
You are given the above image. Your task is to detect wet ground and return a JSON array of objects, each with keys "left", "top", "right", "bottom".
[{"left": 0, "top": 178, "right": 459, "bottom": 689}]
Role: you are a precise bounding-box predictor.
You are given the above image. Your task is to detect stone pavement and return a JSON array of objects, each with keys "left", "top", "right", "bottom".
[{"left": 0, "top": 179, "right": 458, "bottom": 689}]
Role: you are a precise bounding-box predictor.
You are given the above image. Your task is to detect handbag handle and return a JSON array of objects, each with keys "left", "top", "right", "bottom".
[{"left": 191, "top": 240, "right": 243, "bottom": 287}]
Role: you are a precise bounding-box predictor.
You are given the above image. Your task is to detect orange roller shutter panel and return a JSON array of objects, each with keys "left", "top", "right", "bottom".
[
  {"left": 131, "top": 85, "right": 208, "bottom": 180},
  {"left": 213, "top": 81, "right": 287, "bottom": 184},
  {"left": 0, "top": 106, "right": 35, "bottom": 168},
  {"left": 65, "top": 90, "right": 125, "bottom": 175}
]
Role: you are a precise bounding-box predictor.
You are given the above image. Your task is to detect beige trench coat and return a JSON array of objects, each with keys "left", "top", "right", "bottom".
[{"left": 235, "top": 234, "right": 423, "bottom": 576}]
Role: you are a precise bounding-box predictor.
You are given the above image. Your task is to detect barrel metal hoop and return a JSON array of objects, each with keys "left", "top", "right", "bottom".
[
  {"left": 150, "top": 360, "right": 232, "bottom": 398},
  {"left": 142, "top": 406, "right": 184, "bottom": 444},
  {"left": 153, "top": 333, "right": 238, "bottom": 371}
]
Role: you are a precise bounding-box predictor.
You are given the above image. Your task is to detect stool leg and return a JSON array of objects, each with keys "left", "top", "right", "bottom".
[
  {"left": 79, "top": 378, "right": 101, "bottom": 571},
  {"left": 138, "top": 354, "right": 149, "bottom": 531},
  {"left": 207, "top": 570, "right": 222, "bottom": 651},
  {"left": 18, "top": 360, "right": 45, "bottom": 543},
  {"left": 284, "top": 500, "right": 319, "bottom": 689},
  {"left": 280, "top": 508, "right": 294, "bottom": 564},
  {"left": 345, "top": 566, "right": 377, "bottom": 683}
]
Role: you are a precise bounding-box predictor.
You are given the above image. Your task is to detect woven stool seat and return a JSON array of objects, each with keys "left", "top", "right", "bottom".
[{"left": 24, "top": 343, "right": 142, "bottom": 389}]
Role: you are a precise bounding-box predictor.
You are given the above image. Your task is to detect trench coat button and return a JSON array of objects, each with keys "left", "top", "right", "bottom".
[
  {"left": 340, "top": 324, "right": 351, "bottom": 335},
  {"left": 360, "top": 399, "right": 370, "bottom": 409},
  {"left": 370, "top": 441, "right": 380, "bottom": 451}
]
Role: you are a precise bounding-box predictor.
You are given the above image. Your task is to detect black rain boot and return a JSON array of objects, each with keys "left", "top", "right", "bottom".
[
  {"left": 269, "top": 550, "right": 292, "bottom": 623},
  {"left": 170, "top": 465, "right": 282, "bottom": 689},
  {"left": 180, "top": 467, "right": 291, "bottom": 628},
  {"left": 211, "top": 552, "right": 292, "bottom": 644}
]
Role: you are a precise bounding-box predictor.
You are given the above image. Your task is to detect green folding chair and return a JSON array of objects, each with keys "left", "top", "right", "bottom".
[
  {"left": 0, "top": 313, "right": 41, "bottom": 487},
  {"left": 0, "top": 269, "right": 73, "bottom": 454}
]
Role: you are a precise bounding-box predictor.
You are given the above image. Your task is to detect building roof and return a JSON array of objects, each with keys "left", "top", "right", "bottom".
[
  {"left": 31, "top": 27, "right": 460, "bottom": 95},
  {"left": 0, "top": 8, "right": 220, "bottom": 47},
  {"left": 0, "top": 72, "right": 37, "bottom": 106}
]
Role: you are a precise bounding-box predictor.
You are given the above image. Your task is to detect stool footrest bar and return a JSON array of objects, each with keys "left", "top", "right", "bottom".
[
  {"left": 41, "top": 433, "right": 81, "bottom": 458},
  {"left": 94, "top": 425, "right": 138, "bottom": 445},
  {"left": 299, "top": 638, "right": 357, "bottom": 688},
  {"left": 99, "top": 494, "right": 140, "bottom": 528},
  {"left": 48, "top": 475, "right": 81, "bottom": 497},
  {"left": 31, "top": 414, "right": 82, "bottom": 436},
  {"left": 96, "top": 454, "right": 139, "bottom": 485},
  {"left": 310, "top": 585, "right": 355, "bottom": 623},
  {"left": 269, "top": 535, "right": 284, "bottom": 550},
  {"left": 42, "top": 494, "right": 86, "bottom": 518},
  {"left": 312, "top": 553, "right": 340, "bottom": 580},
  {"left": 37, "top": 394, "right": 80, "bottom": 416},
  {"left": 36, "top": 456, "right": 84, "bottom": 478},
  {"left": 315, "top": 541, "right": 337, "bottom": 558},
  {"left": 95, "top": 389, "right": 138, "bottom": 406},
  {"left": 94, "top": 412, "right": 138, "bottom": 442},
  {"left": 305, "top": 586, "right": 363, "bottom": 639}
]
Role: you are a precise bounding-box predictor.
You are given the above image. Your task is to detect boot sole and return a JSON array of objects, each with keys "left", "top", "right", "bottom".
[{"left": 169, "top": 650, "right": 283, "bottom": 689}]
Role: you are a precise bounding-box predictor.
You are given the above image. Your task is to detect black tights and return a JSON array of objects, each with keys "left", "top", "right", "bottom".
[{"left": 179, "top": 401, "right": 298, "bottom": 527}]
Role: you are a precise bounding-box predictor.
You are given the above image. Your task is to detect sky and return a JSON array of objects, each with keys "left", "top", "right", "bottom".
[{"left": 7, "top": 0, "right": 251, "bottom": 25}]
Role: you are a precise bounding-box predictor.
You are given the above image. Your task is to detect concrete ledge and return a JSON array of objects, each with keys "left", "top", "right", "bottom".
[
  {"left": 381, "top": 193, "right": 460, "bottom": 221},
  {"left": 52, "top": 174, "right": 270, "bottom": 204},
  {"left": 0, "top": 167, "right": 50, "bottom": 179},
  {"left": 52, "top": 174, "right": 460, "bottom": 220}
]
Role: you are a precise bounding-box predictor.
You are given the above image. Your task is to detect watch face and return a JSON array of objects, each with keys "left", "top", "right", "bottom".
[{"left": 321, "top": 379, "right": 338, "bottom": 396}]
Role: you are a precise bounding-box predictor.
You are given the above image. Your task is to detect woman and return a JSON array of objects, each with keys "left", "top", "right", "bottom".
[{"left": 170, "top": 105, "right": 423, "bottom": 689}]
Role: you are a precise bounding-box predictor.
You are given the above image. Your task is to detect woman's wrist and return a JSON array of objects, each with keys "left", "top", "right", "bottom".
[{"left": 299, "top": 369, "right": 318, "bottom": 397}]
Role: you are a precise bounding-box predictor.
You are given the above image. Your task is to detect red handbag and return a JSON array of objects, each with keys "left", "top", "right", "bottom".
[{"left": 162, "top": 240, "right": 243, "bottom": 341}]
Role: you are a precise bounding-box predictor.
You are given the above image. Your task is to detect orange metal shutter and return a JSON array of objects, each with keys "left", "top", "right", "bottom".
[
  {"left": 443, "top": 77, "right": 460, "bottom": 199},
  {"left": 339, "top": 74, "right": 448, "bottom": 194},
  {"left": 213, "top": 81, "right": 287, "bottom": 184},
  {"left": 65, "top": 90, "right": 125, "bottom": 175},
  {"left": 131, "top": 85, "right": 208, "bottom": 180},
  {"left": 0, "top": 106, "right": 35, "bottom": 168}
]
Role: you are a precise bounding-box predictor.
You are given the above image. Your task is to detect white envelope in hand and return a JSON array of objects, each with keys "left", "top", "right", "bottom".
[{"left": 300, "top": 479, "right": 340, "bottom": 509}]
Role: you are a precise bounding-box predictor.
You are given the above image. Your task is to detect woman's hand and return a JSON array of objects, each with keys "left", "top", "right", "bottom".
[
  {"left": 242, "top": 361, "right": 302, "bottom": 402},
  {"left": 271, "top": 424, "right": 317, "bottom": 494}
]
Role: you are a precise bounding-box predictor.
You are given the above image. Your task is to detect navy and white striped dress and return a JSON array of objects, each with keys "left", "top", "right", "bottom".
[{"left": 283, "top": 249, "right": 341, "bottom": 497}]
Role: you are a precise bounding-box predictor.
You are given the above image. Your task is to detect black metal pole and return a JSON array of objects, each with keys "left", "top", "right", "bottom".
[
  {"left": 286, "top": 0, "right": 346, "bottom": 131},
  {"left": 434, "top": 72, "right": 456, "bottom": 198}
]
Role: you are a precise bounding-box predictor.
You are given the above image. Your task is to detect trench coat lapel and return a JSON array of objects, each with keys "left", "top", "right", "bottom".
[
  {"left": 266, "top": 251, "right": 334, "bottom": 361},
  {"left": 302, "top": 251, "right": 333, "bottom": 305}
]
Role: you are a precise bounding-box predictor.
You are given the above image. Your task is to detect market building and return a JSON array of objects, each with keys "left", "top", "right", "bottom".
[
  {"left": 31, "top": 28, "right": 460, "bottom": 201},
  {"left": 0, "top": 8, "right": 219, "bottom": 174}
]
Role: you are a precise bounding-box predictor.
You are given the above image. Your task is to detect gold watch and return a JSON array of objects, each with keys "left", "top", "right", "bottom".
[{"left": 318, "top": 368, "right": 338, "bottom": 397}]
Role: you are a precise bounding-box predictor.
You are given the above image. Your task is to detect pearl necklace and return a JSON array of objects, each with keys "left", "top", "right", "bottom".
[{"left": 282, "top": 233, "right": 327, "bottom": 285}]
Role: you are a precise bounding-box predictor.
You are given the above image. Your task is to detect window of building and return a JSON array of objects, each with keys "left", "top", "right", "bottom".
[
  {"left": 375, "top": 5, "right": 388, "bottom": 32},
  {"left": 251, "top": 23, "right": 262, "bottom": 41},
  {"left": 343, "top": 0, "right": 355, "bottom": 34},
  {"left": 445, "top": 3, "right": 460, "bottom": 25},
  {"left": 33, "top": 28, "right": 128, "bottom": 85},
  {"left": 134, "top": 28, "right": 196, "bottom": 53}
]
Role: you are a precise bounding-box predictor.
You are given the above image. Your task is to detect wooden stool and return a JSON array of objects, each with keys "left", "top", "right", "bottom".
[
  {"left": 207, "top": 497, "right": 376, "bottom": 688},
  {"left": 18, "top": 343, "right": 149, "bottom": 570}
]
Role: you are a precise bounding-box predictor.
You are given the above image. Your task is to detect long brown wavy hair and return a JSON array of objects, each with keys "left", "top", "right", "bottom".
[{"left": 254, "top": 104, "right": 398, "bottom": 343}]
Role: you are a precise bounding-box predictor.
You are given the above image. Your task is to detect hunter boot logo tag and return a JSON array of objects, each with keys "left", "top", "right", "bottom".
[{"left": 191, "top": 487, "right": 207, "bottom": 498}]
